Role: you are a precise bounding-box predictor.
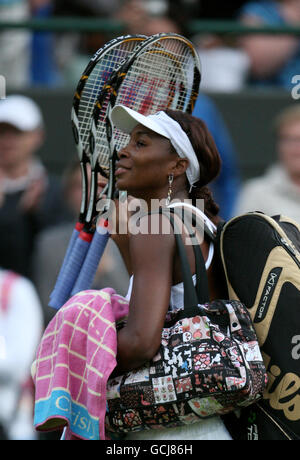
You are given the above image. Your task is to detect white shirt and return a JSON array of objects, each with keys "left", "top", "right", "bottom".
[
  {"left": 235, "top": 164, "right": 300, "bottom": 224},
  {"left": 0, "top": 270, "right": 43, "bottom": 439}
]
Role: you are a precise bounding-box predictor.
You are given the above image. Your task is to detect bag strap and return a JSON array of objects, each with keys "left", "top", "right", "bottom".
[
  {"left": 161, "top": 208, "right": 210, "bottom": 318},
  {"left": 168, "top": 201, "right": 217, "bottom": 242}
]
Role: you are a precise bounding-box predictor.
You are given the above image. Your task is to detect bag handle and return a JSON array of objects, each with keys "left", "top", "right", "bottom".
[
  {"left": 162, "top": 209, "right": 210, "bottom": 318},
  {"left": 167, "top": 201, "right": 217, "bottom": 242}
]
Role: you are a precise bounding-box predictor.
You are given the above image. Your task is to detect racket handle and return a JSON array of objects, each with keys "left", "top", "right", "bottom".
[
  {"left": 48, "top": 230, "right": 93, "bottom": 310},
  {"left": 50, "top": 222, "right": 84, "bottom": 300},
  {"left": 71, "top": 223, "right": 110, "bottom": 296}
]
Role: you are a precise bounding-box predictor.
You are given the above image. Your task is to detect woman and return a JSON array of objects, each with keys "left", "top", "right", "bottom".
[
  {"left": 239, "top": 0, "right": 300, "bottom": 90},
  {"left": 108, "top": 104, "right": 232, "bottom": 440}
]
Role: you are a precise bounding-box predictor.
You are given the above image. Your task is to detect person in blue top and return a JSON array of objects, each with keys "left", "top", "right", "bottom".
[
  {"left": 239, "top": 0, "right": 300, "bottom": 90},
  {"left": 30, "top": 0, "right": 62, "bottom": 87},
  {"left": 193, "top": 94, "right": 241, "bottom": 220}
]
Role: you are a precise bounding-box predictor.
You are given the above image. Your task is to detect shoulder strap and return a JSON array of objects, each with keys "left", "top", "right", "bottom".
[
  {"left": 166, "top": 207, "right": 211, "bottom": 302},
  {"left": 168, "top": 201, "right": 217, "bottom": 241},
  {"left": 161, "top": 209, "right": 210, "bottom": 318}
]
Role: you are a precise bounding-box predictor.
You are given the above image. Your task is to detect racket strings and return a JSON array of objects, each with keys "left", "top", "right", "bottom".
[
  {"left": 96, "top": 36, "right": 200, "bottom": 173},
  {"left": 77, "top": 41, "right": 142, "bottom": 159},
  {"left": 111, "top": 44, "right": 196, "bottom": 154}
]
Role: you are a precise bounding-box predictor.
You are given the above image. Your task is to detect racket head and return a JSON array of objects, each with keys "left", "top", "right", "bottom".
[
  {"left": 111, "top": 33, "right": 201, "bottom": 157},
  {"left": 92, "top": 33, "right": 201, "bottom": 182},
  {"left": 69, "top": 34, "right": 201, "bottom": 296},
  {"left": 71, "top": 34, "right": 147, "bottom": 221},
  {"left": 71, "top": 34, "right": 146, "bottom": 162}
]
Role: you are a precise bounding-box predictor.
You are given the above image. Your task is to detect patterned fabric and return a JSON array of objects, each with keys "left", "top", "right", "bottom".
[
  {"left": 106, "top": 299, "right": 267, "bottom": 434},
  {"left": 32, "top": 288, "right": 129, "bottom": 440}
]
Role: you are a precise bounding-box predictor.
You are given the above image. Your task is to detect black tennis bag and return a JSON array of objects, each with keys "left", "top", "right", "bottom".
[{"left": 218, "top": 212, "right": 300, "bottom": 440}]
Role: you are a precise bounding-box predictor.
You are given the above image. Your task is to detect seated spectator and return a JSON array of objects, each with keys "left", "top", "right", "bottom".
[
  {"left": 239, "top": 0, "right": 300, "bottom": 90},
  {"left": 168, "top": 0, "right": 250, "bottom": 92},
  {"left": 0, "top": 0, "right": 31, "bottom": 88},
  {"left": 30, "top": 0, "right": 62, "bottom": 87},
  {"left": 0, "top": 95, "right": 69, "bottom": 279},
  {"left": 0, "top": 268, "right": 43, "bottom": 439},
  {"left": 195, "top": 34, "right": 250, "bottom": 93},
  {"left": 53, "top": 0, "right": 122, "bottom": 87},
  {"left": 114, "top": 0, "right": 156, "bottom": 35},
  {"left": 235, "top": 103, "right": 300, "bottom": 223},
  {"left": 33, "top": 160, "right": 129, "bottom": 326}
]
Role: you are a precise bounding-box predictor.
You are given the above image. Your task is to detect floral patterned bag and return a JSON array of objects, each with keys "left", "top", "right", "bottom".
[{"left": 105, "top": 211, "right": 267, "bottom": 434}]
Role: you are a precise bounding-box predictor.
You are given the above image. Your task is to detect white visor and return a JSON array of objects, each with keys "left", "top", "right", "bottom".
[{"left": 110, "top": 105, "right": 200, "bottom": 187}]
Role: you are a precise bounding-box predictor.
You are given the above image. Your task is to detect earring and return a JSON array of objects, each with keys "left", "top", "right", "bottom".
[{"left": 166, "top": 174, "right": 174, "bottom": 206}]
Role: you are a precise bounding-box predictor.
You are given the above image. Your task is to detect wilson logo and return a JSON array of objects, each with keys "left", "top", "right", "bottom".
[
  {"left": 263, "top": 352, "right": 300, "bottom": 424},
  {"left": 292, "top": 336, "right": 300, "bottom": 360},
  {"left": 254, "top": 268, "right": 282, "bottom": 323}
]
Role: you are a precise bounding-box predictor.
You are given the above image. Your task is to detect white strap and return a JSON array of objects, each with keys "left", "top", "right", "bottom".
[
  {"left": 168, "top": 202, "right": 215, "bottom": 270},
  {"left": 205, "top": 241, "right": 214, "bottom": 270},
  {"left": 168, "top": 201, "right": 217, "bottom": 233}
]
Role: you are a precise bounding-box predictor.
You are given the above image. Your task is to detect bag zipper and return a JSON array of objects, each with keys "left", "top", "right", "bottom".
[{"left": 276, "top": 234, "right": 300, "bottom": 269}]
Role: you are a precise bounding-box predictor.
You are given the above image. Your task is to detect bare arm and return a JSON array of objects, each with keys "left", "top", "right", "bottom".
[{"left": 114, "top": 214, "right": 175, "bottom": 374}]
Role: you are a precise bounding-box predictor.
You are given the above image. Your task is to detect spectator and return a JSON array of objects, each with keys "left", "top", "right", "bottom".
[
  {"left": 0, "top": 268, "right": 43, "bottom": 439},
  {"left": 0, "top": 0, "right": 31, "bottom": 88},
  {"left": 53, "top": 0, "right": 121, "bottom": 16},
  {"left": 113, "top": 0, "right": 151, "bottom": 35},
  {"left": 33, "top": 160, "right": 129, "bottom": 326},
  {"left": 30, "top": 0, "right": 62, "bottom": 87},
  {"left": 195, "top": 34, "right": 250, "bottom": 92},
  {"left": 193, "top": 94, "right": 241, "bottom": 220},
  {"left": 173, "top": 1, "right": 251, "bottom": 92},
  {"left": 53, "top": 0, "right": 122, "bottom": 87},
  {"left": 235, "top": 103, "right": 300, "bottom": 222},
  {"left": 239, "top": 0, "right": 300, "bottom": 90},
  {"left": 0, "top": 95, "right": 69, "bottom": 279},
  {"left": 136, "top": 14, "right": 181, "bottom": 36}
]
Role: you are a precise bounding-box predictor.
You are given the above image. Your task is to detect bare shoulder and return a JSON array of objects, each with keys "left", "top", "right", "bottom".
[{"left": 128, "top": 212, "right": 176, "bottom": 267}]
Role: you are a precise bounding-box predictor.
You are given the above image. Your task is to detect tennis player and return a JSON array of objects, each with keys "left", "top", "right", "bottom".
[{"left": 109, "top": 105, "right": 232, "bottom": 440}]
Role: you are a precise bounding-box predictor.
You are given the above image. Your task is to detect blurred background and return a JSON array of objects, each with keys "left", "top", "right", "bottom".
[
  {"left": 1, "top": 0, "right": 299, "bottom": 182},
  {"left": 0, "top": 0, "right": 300, "bottom": 439}
]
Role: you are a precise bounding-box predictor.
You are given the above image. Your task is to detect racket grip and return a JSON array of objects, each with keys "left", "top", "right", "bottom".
[
  {"left": 71, "top": 224, "right": 110, "bottom": 296},
  {"left": 50, "top": 222, "right": 84, "bottom": 300},
  {"left": 48, "top": 230, "right": 93, "bottom": 310}
]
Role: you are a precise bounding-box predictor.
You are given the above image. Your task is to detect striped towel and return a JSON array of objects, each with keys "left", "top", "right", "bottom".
[{"left": 32, "top": 288, "right": 129, "bottom": 440}]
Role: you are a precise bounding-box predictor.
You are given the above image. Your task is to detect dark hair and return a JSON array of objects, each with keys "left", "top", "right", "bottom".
[{"left": 165, "top": 109, "right": 221, "bottom": 220}]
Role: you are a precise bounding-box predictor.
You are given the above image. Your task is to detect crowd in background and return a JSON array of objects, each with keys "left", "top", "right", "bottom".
[
  {"left": 0, "top": 0, "right": 300, "bottom": 440},
  {"left": 1, "top": 0, "right": 300, "bottom": 91}
]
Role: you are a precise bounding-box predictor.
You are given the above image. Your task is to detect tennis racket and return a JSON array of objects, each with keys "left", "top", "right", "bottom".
[
  {"left": 71, "top": 33, "right": 202, "bottom": 296},
  {"left": 49, "top": 34, "right": 146, "bottom": 309}
]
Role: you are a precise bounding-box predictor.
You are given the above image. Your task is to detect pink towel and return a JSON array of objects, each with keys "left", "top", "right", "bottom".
[{"left": 32, "top": 288, "right": 129, "bottom": 440}]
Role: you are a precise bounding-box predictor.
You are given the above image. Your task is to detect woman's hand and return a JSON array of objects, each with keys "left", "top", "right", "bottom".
[{"left": 19, "top": 175, "right": 47, "bottom": 213}]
